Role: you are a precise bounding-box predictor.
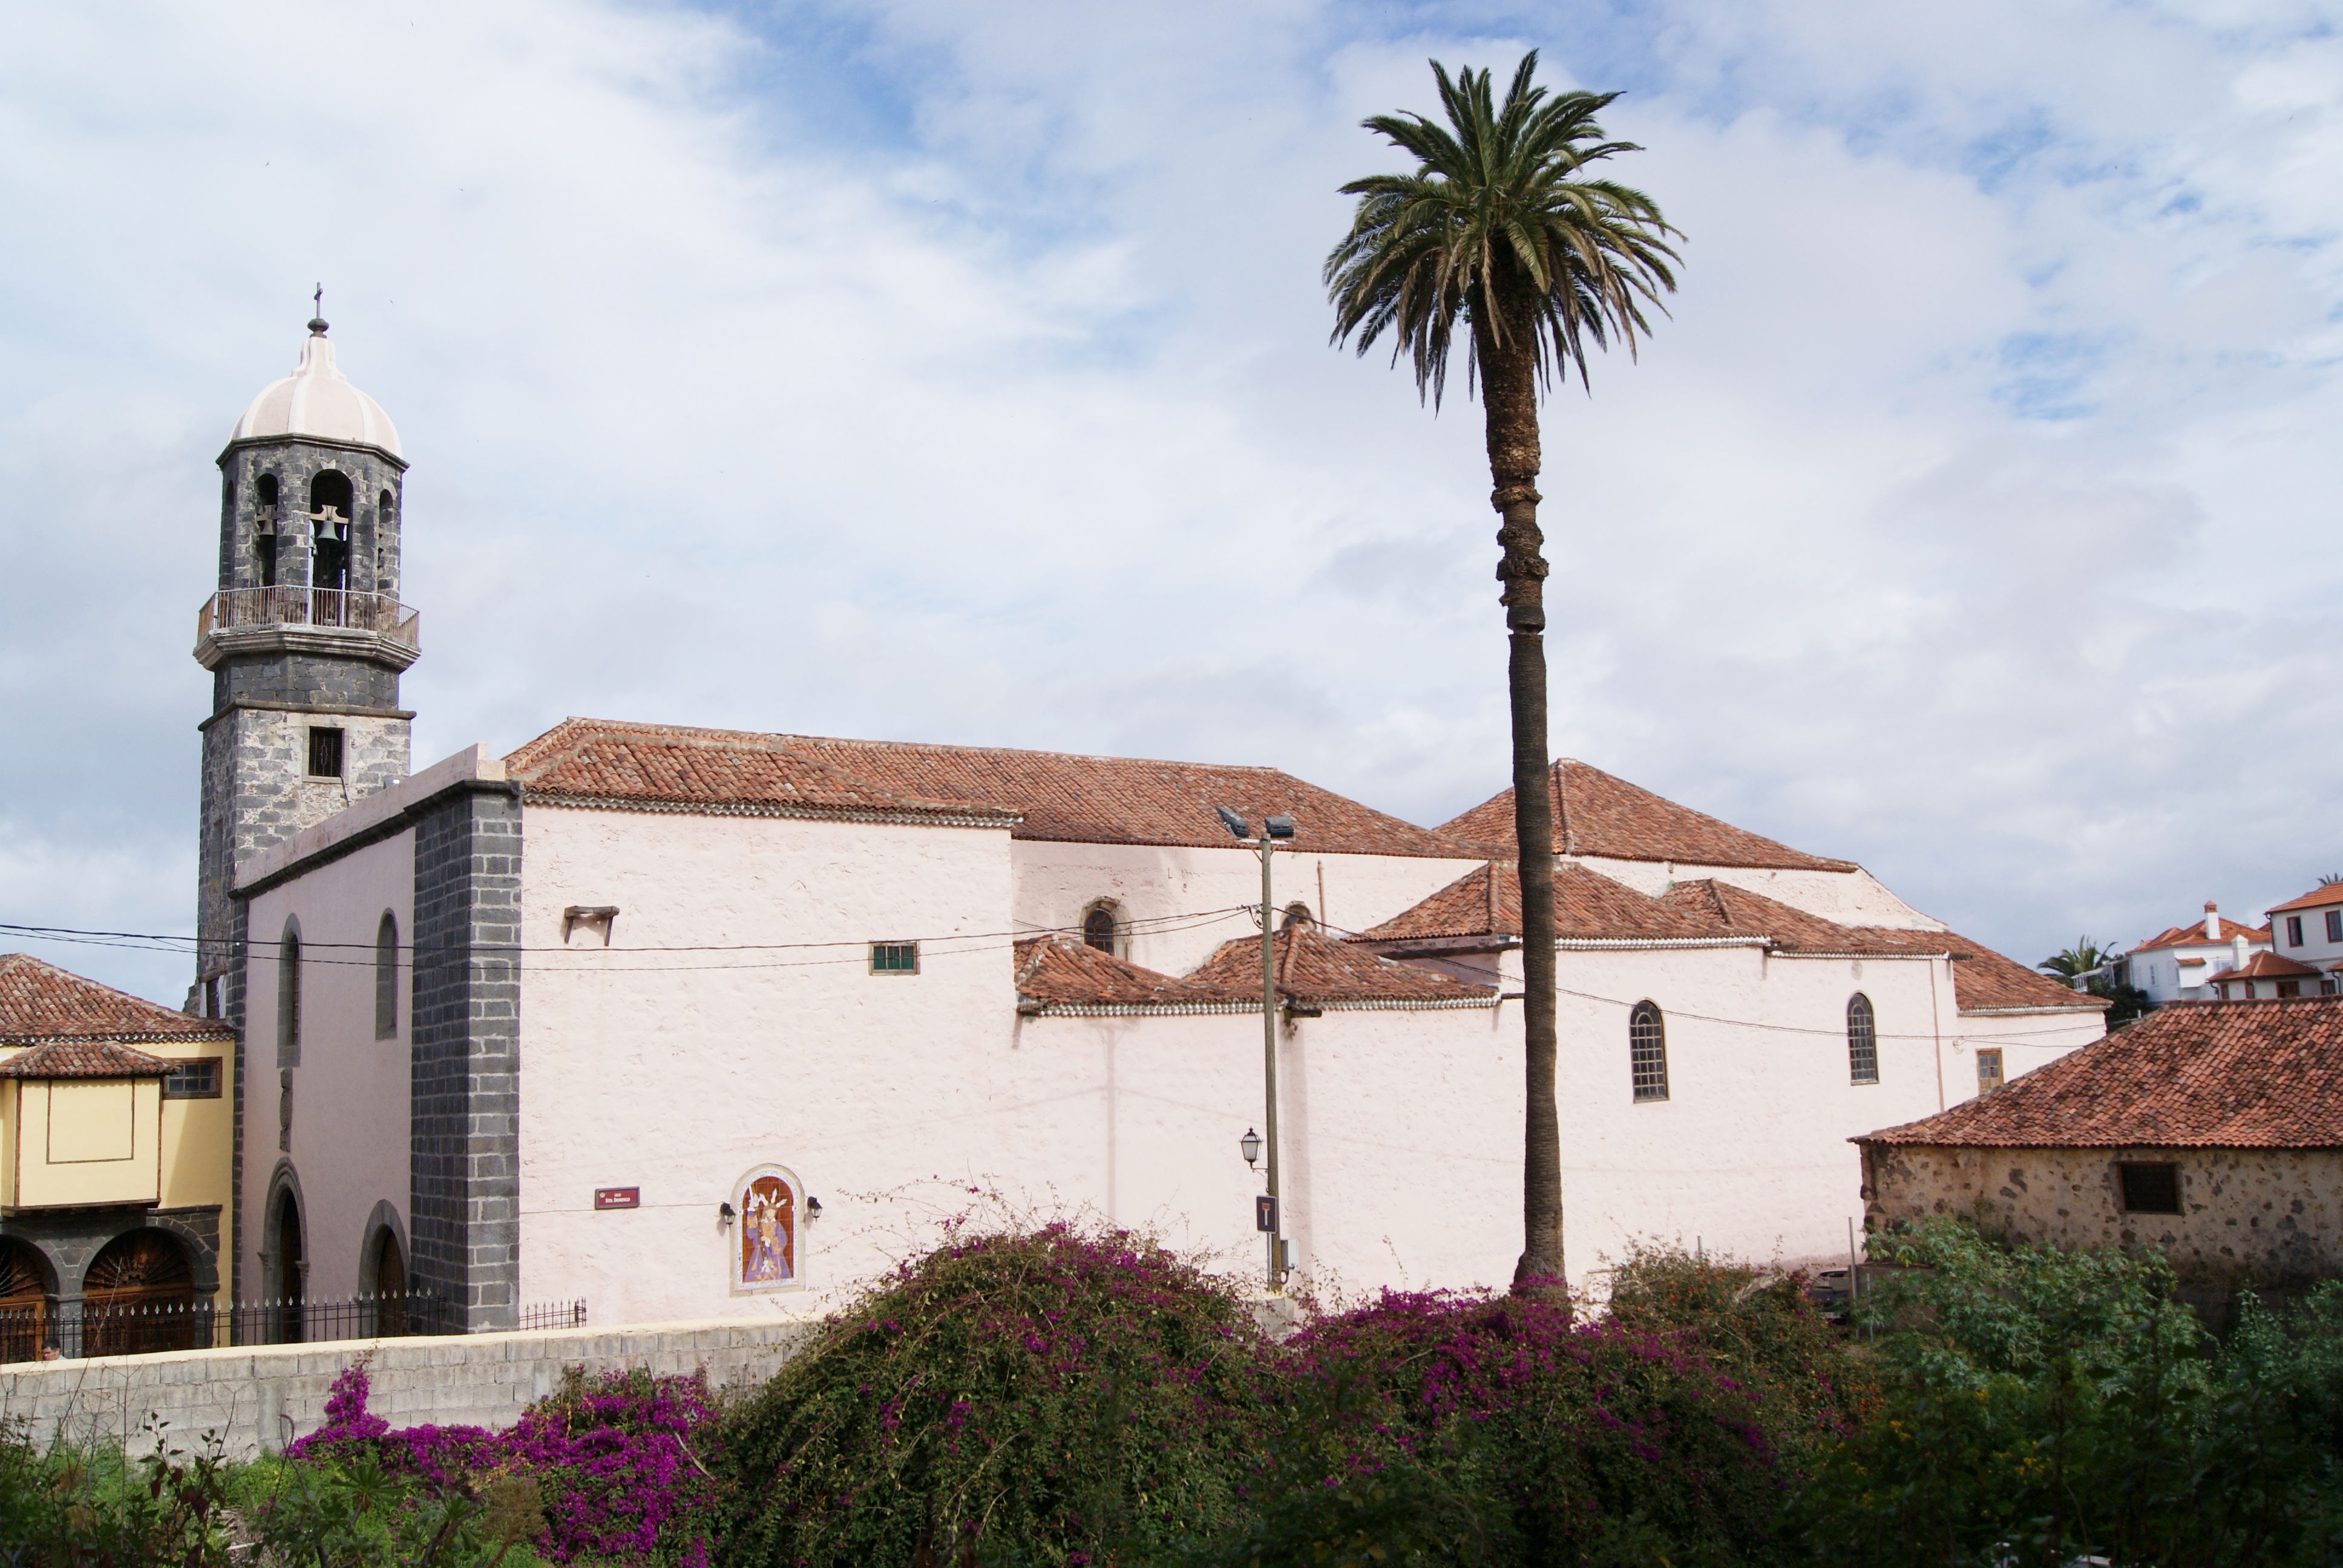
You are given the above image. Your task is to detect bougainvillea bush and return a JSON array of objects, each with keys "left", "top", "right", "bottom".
[
  {"left": 712, "top": 1224, "right": 1275, "bottom": 1568},
  {"left": 284, "top": 1359, "right": 725, "bottom": 1566},
  {"left": 1199, "top": 1255, "right": 1856, "bottom": 1568}
]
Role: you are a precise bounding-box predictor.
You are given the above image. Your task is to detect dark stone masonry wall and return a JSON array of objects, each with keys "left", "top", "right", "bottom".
[
  {"left": 407, "top": 785, "right": 524, "bottom": 1330},
  {"left": 215, "top": 653, "right": 405, "bottom": 711},
  {"left": 218, "top": 437, "right": 405, "bottom": 599}
]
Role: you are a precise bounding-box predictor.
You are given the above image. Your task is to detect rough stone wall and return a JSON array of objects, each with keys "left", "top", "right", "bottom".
[
  {"left": 198, "top": 710, "right": 410, "bottom": 974},
  {"left": 409, "top": 787, "right": 524, "bottom": 1330},
  {"left": 0, "top": 1315, "right": 815, "bottom": 1463},
  {"left": 1861, "top": 1142, "right": 2343, "bottom": 1283},
  {"left": 214, "top": 655, "right": 404, "bottom": 711},
  {"left": 218, "top": 438, "right": 405, "bottom": 598}
]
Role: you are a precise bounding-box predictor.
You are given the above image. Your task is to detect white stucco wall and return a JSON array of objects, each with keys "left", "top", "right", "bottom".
[
  {"left": 1009, "top": 841, "right": 1485, "bottom": 973},
  {"left": 1568, "top": 857, "right": 1944, "bottom": 930},
  {"left": 1950, "top": 1008, "right": 2108, "bottom": 1101},
  {"left": 514, "top": 805, "right": 1019, "bottom": 1324},
  {"left": 239, "top": 828, "right": 415, "bottom": 1306}
]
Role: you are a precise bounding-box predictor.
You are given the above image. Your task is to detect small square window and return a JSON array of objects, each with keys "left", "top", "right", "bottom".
[
  {"left": 163, "top": 1057, "right": 221, "bottom": 1099},
  {"left": 307, "top": 726, "right": 345, "bottom": 779},
  {"left": 1975, "top": 1048, "right": 2004, "bottom": 1093},
  {"left": 2117, "top": 1161, "right": 2182, "bottom": 1215},
  {"left": 869, "top": 941, "right": 919, "bottom": 975},
  {"left": 2279, "top": 980, "right": 2303, "bottom": 998}
]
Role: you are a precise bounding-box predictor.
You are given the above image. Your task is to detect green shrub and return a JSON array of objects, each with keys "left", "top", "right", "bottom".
[
  {"left": 712, "top": 1223, "right": 1272, "bottom": 1568},
  {"left": 1792, "top": 1220, "right": 2343, "bottom": 1567},
  {"left": 0, "top": 1416, "right": 233, "bottom": 1567}
]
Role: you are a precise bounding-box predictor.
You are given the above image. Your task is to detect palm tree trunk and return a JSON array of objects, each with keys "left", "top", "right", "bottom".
[{"left": 1478, "top": 304, "right": 1564, "bottom": 1299}]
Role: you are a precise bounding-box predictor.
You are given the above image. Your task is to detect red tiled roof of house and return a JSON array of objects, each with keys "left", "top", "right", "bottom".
[
  {"left": 1936, "top": 942, "right": 2113, "bottom": 1014},
  {"left": 1858, "top": 997, "right": 2343, "bottom": 1149},
  {"left": 2269, "top": 885, "right": 2343, "bottom": 916},
  {"left": 0, "top": 1037, "right": 175, "bottom": 1079},
  {"left": 504, "top": 719, "right": 1015, "bottom": 825},
  {"left": 2207, "top": 952, "right": 2324, "bottom": 988},
  {"left": 0, "top": 955, "right": 234, "bottom": 1045},
  {"left": 2132, "top": 916, "right": 2269, "bottom": 952},
  {"left": 1191, "top": 925, "right": 1496, "bottom": 1008},
  {"left": 1438, "top": 760, "right": 1855, "bottom": 872},
  {"left": 1014, "top": 938, "right": 1253, "bottom": 1011},
  {"left": 506, "top": 719, "right": 1470, "bottom": 857}
]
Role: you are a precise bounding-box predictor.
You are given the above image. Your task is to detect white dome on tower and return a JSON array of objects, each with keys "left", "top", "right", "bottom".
[{"left": 228, "top": 321, "right": 402, "bottom": 459}]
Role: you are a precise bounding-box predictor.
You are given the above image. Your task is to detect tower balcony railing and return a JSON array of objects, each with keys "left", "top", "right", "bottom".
[{"left": 197, "top": 586, "right": 419, "bottom": 652}]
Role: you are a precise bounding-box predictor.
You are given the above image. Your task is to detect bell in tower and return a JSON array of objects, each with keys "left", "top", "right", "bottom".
[{"left": 193, "top": 306, "right": 417, "bottom": 1003}]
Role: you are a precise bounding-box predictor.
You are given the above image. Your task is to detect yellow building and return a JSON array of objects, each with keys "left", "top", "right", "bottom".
[{"left": 0, "top": 954, "right": 234, "bottom": 1361}]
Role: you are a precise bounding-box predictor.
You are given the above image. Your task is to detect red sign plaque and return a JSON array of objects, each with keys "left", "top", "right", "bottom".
[{"left": 594, "top": 1186, "right": 641, "bottom": 1210}]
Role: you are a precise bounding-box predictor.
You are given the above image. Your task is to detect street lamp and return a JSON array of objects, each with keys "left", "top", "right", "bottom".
[
  {"left": 1221, "top": 804, "right": 1297, "bottom": 1289},
  {"left": 1239, "top": 1127, "right": 1261, "bottom": 1169}
]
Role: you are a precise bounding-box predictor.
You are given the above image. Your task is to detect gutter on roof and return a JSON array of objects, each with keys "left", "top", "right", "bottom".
[
  {"left": 1957, "top": 1004, "right": 2109, "bottom": 1016},
  {"left": 1021, "top": 995, "right": 1497, "bottom": 1018},
  {"left": 1, "top": 1031, "right": 234, "bottom": 1046},
  {"left": 1556, "top": 937, "right": 1772, "bottom": 951}
]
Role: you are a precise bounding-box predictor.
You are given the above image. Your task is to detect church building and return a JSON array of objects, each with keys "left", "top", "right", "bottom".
[{"left": 195, "top": 322, "right": 2107, "bottom": 1329}]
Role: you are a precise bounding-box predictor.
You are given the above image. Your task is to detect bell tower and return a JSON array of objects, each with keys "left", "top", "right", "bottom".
[{"left": 194, "top": 309, "right": 417, "bottom": 998}]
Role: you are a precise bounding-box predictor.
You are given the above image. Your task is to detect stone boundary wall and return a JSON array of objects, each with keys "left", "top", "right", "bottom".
[{"left": 0, "top": 1314, "right": 821, "bottom": 1462}]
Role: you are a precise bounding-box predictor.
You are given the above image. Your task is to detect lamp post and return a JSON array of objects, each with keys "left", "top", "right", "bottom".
[{"left": 1219, "top": 806, "right": 1296, "bottom": 1288}]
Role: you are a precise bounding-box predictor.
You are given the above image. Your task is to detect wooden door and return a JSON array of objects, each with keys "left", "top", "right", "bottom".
[{"left": 82, "top": 1230, "right": 198, "bottom": 1356}]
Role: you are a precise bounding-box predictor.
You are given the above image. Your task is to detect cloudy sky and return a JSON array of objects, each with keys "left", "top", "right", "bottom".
[{"left": 2, "top": 0, "right": 2338, "bottom": 1004}]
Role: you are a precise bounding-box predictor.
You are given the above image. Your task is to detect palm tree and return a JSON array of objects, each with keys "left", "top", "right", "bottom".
[
  {"left": 1326, "top": 54, "right": 1679, "bottom": 1293},
  {"left": 2038, "top": 938, "right": 2109, "bottom": 981}
]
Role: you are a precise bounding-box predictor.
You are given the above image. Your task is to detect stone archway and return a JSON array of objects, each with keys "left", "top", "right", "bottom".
[
  {"left": 0, "top": 1238, "right": 51, "bottom": 1364},
  {"left": 81, "top": 1230, "right": 198, "bottom": 1356}
]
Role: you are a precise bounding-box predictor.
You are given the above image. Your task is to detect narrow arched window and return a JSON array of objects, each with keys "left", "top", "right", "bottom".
[
  {"left": 1083, "top": 906, "right": 1117, "bottom": 953},
  {"left": 1847, "top": 993, "right": 1879, "bottom": 1084},
  {"left": 1629, "top": 1001, "right": 1668, "bottom": 1102},
  {"left": 277, "top": 921, "right": 302, "bottom": 1069},
  {"left": 254, "top": 474, "right": 281, "bottom": 587},
  {"left": 375, "top": 912, "right": 399, "bottom": 1039}
]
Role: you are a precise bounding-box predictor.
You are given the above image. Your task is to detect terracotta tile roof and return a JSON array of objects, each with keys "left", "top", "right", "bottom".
[
  {"left": 1935, "top": 942, "right": 2112, "bottom": 1014},
  {"left": 1438, "top": 761, "right": 1856, "bottom": 872},
  {"left": 2132, "top": 916, "right": 2269, "bottom": 952},
  {"left": 0, "top": 1037, "right": 174, "bottom": 1079},
  {"left": 1190, "top": 925, "right": 1497, "bottom": 1009},
  {"left": 503, "top": 719, "right": 1016, "bottom": 825},
  {"left": 2269, "top": 885, "right": 2343, "bottom": 916},
  {"left": 1858, "top": 997, "right": 2343, "bottom": 1149},
  {"left": 2209, "top": 952, "right": 2323, "bottom": 982},
  {"left": 0, "top": 955, "right": 234, "bottom": 1045},
  {"left": 1354, "top": 861, "right": 1697, "bottom": 944},
  {"left": 1350, "top": 867, "right": 2102, "bottom": 1014},
  {"left": 506, "top": 719, "right": 1469, "bottom": 856},
  {"left": 1014, "top": 937, "right": 1253, "bottom": 1013}
]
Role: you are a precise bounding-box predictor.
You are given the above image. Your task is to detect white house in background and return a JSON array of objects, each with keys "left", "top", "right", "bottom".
[
  {"left": 2120, "top": 903, "right": 2272, "bottom": 1004},
  {"left": 190, "top": 320, "right": 2107, "bottom": 1330},
  {"left": 2259, "top": 884, "right": 2343, "bottom": 991}
]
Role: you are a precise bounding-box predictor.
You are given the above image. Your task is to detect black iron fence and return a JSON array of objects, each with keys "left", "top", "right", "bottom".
[{"left": 0, "top": 1293, "right": 589, "bottom": 1363}]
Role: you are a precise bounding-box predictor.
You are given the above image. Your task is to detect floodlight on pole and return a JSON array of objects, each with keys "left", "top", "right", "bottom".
[
  {"left": 1265, "top": 815, "right": 1296, "bottom": 840},
  {"left": 1216, "top": 807, "right": 1252, "bottom": 839},
  {"left": 1218, "top": 803, "right": 1298, "bottom": 1290}
]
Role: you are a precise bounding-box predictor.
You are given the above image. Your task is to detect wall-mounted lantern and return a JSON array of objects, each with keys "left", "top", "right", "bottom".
[
  {"left": 718, "top": 1201, "right": 736, "bottom": 1229},
  {"left": 1240, "top": 1128, "right": 1261, "bottom": 1169}
]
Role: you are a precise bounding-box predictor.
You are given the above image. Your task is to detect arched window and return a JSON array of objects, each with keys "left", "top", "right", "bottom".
[
  {"left": 309, "top": 469, "right": 353, "bottom": 518},
  {"left": 375, "top": 912, "right": 399, "bottom": 1039},
  {"left": 1280, "top": 903, "right": 1313, "bottom": 931},
  {"left": 1082, "top": 904, "right": 1118, "bottom": 954},
  {"left": 270, "top": 1190, "right": 305, "bottom": 1342},
  {"left": 1629, "top": 1001, "right": 1668, "bottom": 1102},
  {"left": 369, "top": 1226, "right": 408, "bottom": 1336},
  {"left": 1847, "top": 993, "right": 1879, "bottom": 1084},
  {"left": 277, "top": 921, "right": 301, "bottom": 1069},
  {"left": 379, "top": 488, "right": 396, "bottom": 530},
  {"left": 256, "top": 473, "right": 279, "bottom": 513}
]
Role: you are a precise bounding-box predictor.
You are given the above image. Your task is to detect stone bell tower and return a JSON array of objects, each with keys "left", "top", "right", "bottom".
[{"left": 194, "top": 309, "right": 416, "bottom": 999}]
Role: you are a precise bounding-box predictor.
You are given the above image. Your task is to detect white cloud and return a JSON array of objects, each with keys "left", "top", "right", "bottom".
[{"left": 0, "top": 0, "right": 2338, "bottom": 1001}]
